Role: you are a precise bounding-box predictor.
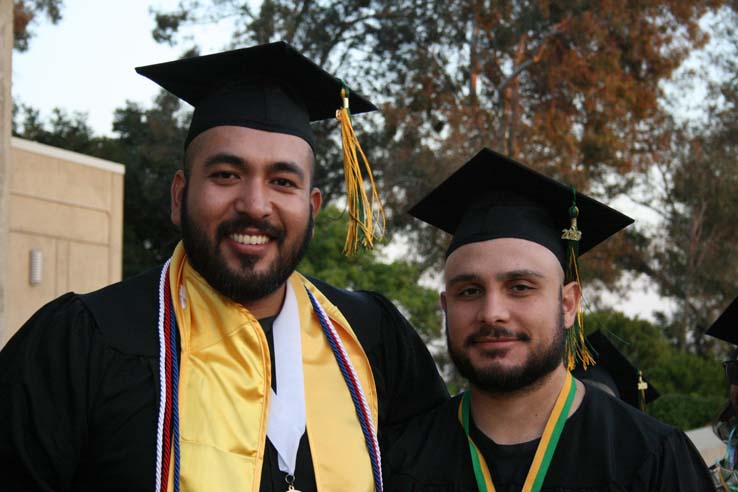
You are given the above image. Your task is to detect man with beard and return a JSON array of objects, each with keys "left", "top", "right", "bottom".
[
  {"left": 0, "top": 43, "right": 448, "bottom": 492},
  {"left": 384, "top": 148, "right": 713, "bottom": 491}
]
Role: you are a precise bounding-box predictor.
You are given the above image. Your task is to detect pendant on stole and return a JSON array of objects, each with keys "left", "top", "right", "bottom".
[{"left": 285, "top": 474, "right": 301, "bottom": 492}]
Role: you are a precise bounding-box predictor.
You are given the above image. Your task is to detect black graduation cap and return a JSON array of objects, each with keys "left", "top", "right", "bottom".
[
  {"left": 706, "top": 295, "right": 738, "bottom": 345},
  {"left": 135, "top": 41, "right": 377, "bottom": 149},
  {"left": 408, "top": 148, "right": 634, "bottom": 263},
  {"left": 572, "top": 330, "right": 660, "bottom": 409}
]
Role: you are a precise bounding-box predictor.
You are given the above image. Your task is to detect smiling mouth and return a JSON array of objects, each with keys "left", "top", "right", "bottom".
[{"left": 229, "top": 233, "right": 271, "bottom": 245}]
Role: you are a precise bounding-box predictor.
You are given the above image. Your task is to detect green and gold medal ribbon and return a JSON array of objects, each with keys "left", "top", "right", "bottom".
[{"left": 457, "top": 372, "right": 577, "bottom": 492}]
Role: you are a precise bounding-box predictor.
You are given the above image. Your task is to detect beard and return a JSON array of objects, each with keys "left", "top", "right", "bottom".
[
  {"left": 447, "top": 295, "right": 566, "bottom": 395},
  {"left": 180, "top": 182, "right": 313, "bottom": 305}
]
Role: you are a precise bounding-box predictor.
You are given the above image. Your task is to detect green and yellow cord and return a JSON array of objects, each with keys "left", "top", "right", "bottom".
[
  {"left": 335, "top": 84, "right": 385, "bottom": 255},
  {"left": 561, "top": 189, "right": 595, "bottom": 371}
]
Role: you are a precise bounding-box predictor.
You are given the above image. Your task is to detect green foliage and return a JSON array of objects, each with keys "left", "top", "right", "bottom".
[
  {"left": 648, "top": 394, "right": 724, "bottom": 431},
  {"left": 301, "top": 205, "right": 442, "bottom": 340},
  {"left": 586, "top": 310, "right": 727, "bottom": 430},
  {"left": 109, "top": 93, "right": 190, "bottom": 277},
  {"left": 585, "top": 311, "right": 672, "bottom": 368},
  {"left": 13, "top": 105, "right": 113, "bottom": 156}
]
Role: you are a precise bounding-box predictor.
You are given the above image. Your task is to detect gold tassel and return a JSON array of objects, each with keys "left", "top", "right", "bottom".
[
  {"left": 562, "top": 195, "right": 595, "bottom": 371},
  {"left": 335, "top": 85, "right": 385, "bottom": 255}
]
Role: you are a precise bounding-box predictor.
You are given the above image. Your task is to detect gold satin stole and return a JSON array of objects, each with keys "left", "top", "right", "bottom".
[{"left": 166, "top": 243, "right": 378, "bottom": 492}]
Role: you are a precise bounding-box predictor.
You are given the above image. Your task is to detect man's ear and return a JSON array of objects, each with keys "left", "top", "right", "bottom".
[
  {"left": 440, "top": 291, "right": 447, "bottom": 311},
  {"left": 561, "top": 281, "right": 582, "bottom": 329},
  {"left": 310, "top": 187, "right": 322, "bottom": 220},
  {"left": 171, "top": 170, "right": 186, "bottom": 227}
]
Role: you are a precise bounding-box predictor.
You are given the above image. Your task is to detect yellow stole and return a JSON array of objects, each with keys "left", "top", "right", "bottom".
[{"left": 166, "top": 243, "right": 378, "bottom": 492}]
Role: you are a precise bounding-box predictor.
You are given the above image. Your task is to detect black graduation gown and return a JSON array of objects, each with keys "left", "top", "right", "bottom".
[
  {"left": 385, "top": 384, "right": 714, "bottom": 492},
  {"left": 0, "top": 267, "right": 449, "bottom": 491}
]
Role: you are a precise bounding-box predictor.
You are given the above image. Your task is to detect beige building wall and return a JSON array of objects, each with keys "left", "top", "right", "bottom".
[
  {"left": 3, "top": 137, "right": 124, "bottom": 344},
  {"left": 0, "top": 0, "right": 13, "bottom": 351}
]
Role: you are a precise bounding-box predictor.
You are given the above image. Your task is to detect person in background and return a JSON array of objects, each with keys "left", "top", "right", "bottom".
[{"left": 571, "top": 330, "right": 660, "bottom": 411}]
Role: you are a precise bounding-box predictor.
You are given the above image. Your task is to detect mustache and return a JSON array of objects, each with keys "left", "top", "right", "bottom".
[
  {"left": 464, "top": 326, "right": 530, "bottom": 347},
  {"left": 217, "top": 216, "right": 284, "bottom": 241}
]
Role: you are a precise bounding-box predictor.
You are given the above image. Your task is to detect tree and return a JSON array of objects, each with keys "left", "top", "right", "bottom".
[
  {"left": 12, "top": 0, "right": 63, "bottom": 51},
  {"left": 622, "top": 26, "right": 738, "bottom": 352},
  {"left": 647, "top": 128, "right": 738, "bottom": 353},
  {"left": 14, "top": 105, "right": 109, "bottom": 155},
  {"left": 152, "top": 0, "right": 726, "bottom": 289},
  {"left": 107, "top": 93, "right": 190, "bottom": 277}
]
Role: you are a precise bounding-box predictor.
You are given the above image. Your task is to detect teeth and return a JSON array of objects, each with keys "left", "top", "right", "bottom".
[{"left": 231, "top": 233, "right": 270, "bottom": 245}]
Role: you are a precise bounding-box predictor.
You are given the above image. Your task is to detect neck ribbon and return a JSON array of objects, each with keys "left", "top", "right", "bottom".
[{"left": 457, "top": 372, "right": 576, "bottom": 492}]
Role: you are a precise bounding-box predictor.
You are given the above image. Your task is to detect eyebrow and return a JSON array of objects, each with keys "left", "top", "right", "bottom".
[
  {"left": 446, "top": 269, "right": 545, "bottom": 288},
  {"left": 202, "top": 155, "right": 306, "bottom": 182},
  {"left": 446, "top": 273, "right": 480, "bottom": 288},
  {"left": 496, "top": 269, "right": 545, "bottom": 281},
  {"left": 203, "top": 152, "right": 246, "bottom": 169}
]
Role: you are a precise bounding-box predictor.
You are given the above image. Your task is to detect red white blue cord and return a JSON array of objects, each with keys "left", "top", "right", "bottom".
[
  {"left": 155, "top": 263, "right": 181, "bottom": 492},
  {"left": 306, "top": 288, "right": 383, "bottom": 492},
  {"left": 154, "top": 261, "right": 169, "bottom": 492},
  {"left": 154, "top": 263, "right": 381, "bottom": 492}
]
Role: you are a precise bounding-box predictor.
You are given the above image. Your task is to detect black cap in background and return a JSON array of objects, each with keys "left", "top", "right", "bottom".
[
  {"left": 572, "top": 330, "right": 660, "bottom": 408},
  {"left": 706, "top": 295, "right": 738, "bottom": 346}
]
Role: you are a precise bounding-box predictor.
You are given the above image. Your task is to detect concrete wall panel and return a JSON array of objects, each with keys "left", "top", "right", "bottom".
[
  {"left": 9, "top": 194, "right": 111, "bottom": 244},
  {"left": 67, "top": 241, "right": 110, "bottom": 295},
  {"left": 2, "top": 138, "right": 124, "bottom": 346}
]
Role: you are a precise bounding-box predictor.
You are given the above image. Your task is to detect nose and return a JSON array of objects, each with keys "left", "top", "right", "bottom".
[
  {"left": 477, "top": 291, "right": 510, "bottom": 326},
  {"left": 234, "top": 179, "right": 273, "bottom": 218}
]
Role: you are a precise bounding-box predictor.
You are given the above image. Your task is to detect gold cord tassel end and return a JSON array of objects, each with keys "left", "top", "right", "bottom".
[
  {"left": 335, "top": 85, "right": 385, "bottom": 255},
  {"left": 562, "top": 193, "right": 595, "bottom": 371}
]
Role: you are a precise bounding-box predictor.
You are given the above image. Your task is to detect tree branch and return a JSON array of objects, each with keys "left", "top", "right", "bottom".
[{"left": 492, "top": 17, "right": 571, "bottom": 98}]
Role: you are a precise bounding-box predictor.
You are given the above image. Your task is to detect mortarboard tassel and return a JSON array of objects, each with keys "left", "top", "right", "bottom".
[
  {"left": 637, "top": 370, "right": 648, "bottom": 412},
  {"left": 335, "top": 84, "right": 386, "bottom": 255},
  {"left": 561, "top": 189, "right": 595, "bottom": 371}
]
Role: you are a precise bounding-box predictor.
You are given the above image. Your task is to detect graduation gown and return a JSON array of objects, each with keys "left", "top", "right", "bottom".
[
  {"left": 385, "top": 383, "right": 714, "bottom": 492},
  {"left": 0, "top": 267, "right": 448, "bottom": 491}
]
